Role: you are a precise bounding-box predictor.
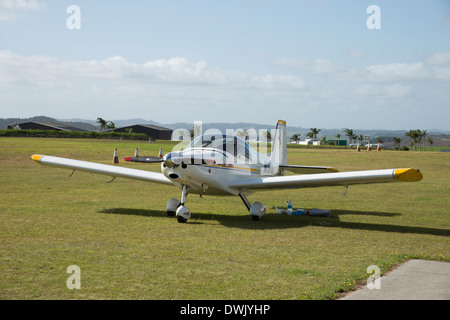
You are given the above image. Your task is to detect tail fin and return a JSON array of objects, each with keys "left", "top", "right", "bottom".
[{"left": 270, "top": 120, "right": 287, "bottom": 165}]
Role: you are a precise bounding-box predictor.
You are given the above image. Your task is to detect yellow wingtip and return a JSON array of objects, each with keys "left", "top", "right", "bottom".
[
  {"left": 394, "top": 168, "right": 423, "bottom": 182},
  {"left": 31, "top": 154, "right": 44, "bottom": 162},
  {"left": 327, "top": 167, "right": 340, "bottom": 172}
]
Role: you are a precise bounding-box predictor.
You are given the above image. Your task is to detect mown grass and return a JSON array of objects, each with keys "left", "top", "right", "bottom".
[{"left": 0, "top": 137, "right": 449, "bottom": 300}]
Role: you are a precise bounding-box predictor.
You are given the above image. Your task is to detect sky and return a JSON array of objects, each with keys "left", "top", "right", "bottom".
[{"left": 0, "top": 0, "right": 449, "bottom": 130}]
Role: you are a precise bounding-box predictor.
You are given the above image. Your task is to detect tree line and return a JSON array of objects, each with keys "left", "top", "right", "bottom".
[
  {"left": 289, "top": 128, "right": 435, "bottom": 150},
  {"left": 397, "top": 129, "right": 433, "bottom": 151}
]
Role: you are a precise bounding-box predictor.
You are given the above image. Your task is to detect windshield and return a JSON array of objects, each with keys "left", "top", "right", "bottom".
[{"left": 188, "top": 134, "right": 253, "bottom": 161}]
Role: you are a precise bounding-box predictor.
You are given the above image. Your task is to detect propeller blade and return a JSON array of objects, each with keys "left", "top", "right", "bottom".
[{"left": 124, "top": 156, "right": 163, "bottom": 163}]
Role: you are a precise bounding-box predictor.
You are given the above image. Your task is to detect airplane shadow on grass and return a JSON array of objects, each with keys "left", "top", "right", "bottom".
[{"left": 98, "top": 208, "right": 450, "bottom": 237}]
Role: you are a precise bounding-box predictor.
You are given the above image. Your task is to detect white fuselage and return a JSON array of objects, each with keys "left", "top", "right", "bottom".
[{"left": 161, "top": 147, "right": 277, "bottom": 196}]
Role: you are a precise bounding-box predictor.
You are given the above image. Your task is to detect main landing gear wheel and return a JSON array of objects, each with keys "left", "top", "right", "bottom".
[
  {"left": 250, "top": 201, "right": 266, "bottom": 221},
  {"left": 239, "top": 193, "right": 266, "bottom": 221}
]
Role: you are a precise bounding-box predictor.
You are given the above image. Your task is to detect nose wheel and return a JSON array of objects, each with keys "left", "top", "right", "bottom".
[{"left": 174, "top": 185, "right": 191, "bottom": 223}]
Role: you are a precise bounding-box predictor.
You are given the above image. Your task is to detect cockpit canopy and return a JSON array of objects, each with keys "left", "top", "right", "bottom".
[{"left": 188, "top": 134, "right": 260, "bottom": 163}]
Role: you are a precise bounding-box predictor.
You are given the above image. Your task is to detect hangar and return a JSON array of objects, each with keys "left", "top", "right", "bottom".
[
  {"left": 109, "top": 124, "right": 173, "bottom": 140},
  {"left": 17, "top": 121, "right": 88, "bottom": 132}
]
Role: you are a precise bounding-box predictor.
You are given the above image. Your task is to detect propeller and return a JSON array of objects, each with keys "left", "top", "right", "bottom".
[{"left": 124, "top": 156, "right": 163, "bottom": 163}]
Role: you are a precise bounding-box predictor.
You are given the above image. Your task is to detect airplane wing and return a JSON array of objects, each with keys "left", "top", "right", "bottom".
[
  {"left": 280, "top": 164, "right": 339, "bottom": 174},
  {"left": 31, "top": 155, "right": 173, "bottom": 185},
  {"left": 229, "top": 168, "right": 422, "bottom": 191}
]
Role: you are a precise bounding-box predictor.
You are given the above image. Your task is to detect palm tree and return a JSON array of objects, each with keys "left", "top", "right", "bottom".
[
  {"left": 344, "top": 129, "right": 354, "bottom": 145},
  {"left": 262, "top": 130, "right": 271, "bottom": 142},
  {"left": 415, "top": 129, "right": 423, "bottom": 151},
  {"left": 393, "top": 137, "right": 402, "bottom": 149},
  {"left": 405, "top": 130, "right": 420, "bottom": 151},
  {"left": 427, "top": 137, "right": 434, "bottom": 151},
  {"left": 376, "top": 137, "right": 383, "bottom": 150},
  {"left": 97, "top": 117, "right": 107, "bottom": 131},
  {"left": 290, "top": 133, "right": 300, "bottom": 143},
  {"left": 105, "top": 121, "right": 115, "bottom": 130},
  {"left": 421, "top": 130, "right": 428, "bottom": 151},
  {"left": 308, "top": 128, "right": 321, "bottom": 140},
  {"left": 358, "top": 135, "right": 364, "bottom": 146},
  {"left": 190, "top": 124, "right": 202, "bottom": 139}
]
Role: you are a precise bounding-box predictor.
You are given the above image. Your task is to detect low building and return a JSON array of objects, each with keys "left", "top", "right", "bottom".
[
  {"left": 297, "top": 139, "right": 321, "bottom": 146},
  {"left": 17, "top": 121, "right": 88, "bottom": 132},
  {"left": 325, "top": 137, "right": 347, "bottom": 146},
  {"left": 109, "top": 124, "right": 173, "bottom": 140}
]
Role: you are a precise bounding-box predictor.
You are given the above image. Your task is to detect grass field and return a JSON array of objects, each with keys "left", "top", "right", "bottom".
[{"left": 0, "top": 137, "right": 449, "bottom": 300}]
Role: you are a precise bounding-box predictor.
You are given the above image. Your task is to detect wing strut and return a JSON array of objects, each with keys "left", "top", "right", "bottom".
[{"left": 239, "top": 193, "right": 251, "bottom": 211}]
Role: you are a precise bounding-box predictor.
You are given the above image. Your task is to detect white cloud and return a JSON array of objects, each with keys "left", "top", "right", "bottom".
[
  {"left": 424, "top": 52, "right": 450, "bottom": 66},
  {"left": 0, "top": 0, "right": 45, "bottom": 21},
  {"left": 1, "top": 50, "right": 448, "bottom": 130},
  {"left": 272, "top": 57, "right": 344, "bottom": 74},
  {"left": 356, "top": 84, "right": 411, "bottom": 99},
  {"left": 343, "top": 50, "right": 365, "bottom": 59},
  {"left": 0, "top": 51, "right": 307, "bottom": 91},
  {"left": 364, "top": 62, "right": 431, "bottom": 82},
  {"left": 273, "top": 54, "right": 450, "bottom": 83}
]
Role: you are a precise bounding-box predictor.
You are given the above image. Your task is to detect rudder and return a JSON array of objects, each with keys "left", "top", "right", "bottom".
[{"left": 270, "top": 120, "right": 287, "bottom": 166}]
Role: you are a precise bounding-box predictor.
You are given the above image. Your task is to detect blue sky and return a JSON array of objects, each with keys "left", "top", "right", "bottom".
[{"left": 1, "top": 0, "right": 449, "bottom": 130}]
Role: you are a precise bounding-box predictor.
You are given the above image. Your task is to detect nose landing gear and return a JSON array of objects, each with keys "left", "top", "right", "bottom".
[{"left": 166, "top": 185, "right": 191, "bottom": 223}]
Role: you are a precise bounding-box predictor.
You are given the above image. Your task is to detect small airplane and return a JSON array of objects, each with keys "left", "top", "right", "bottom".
[{"left": 31, "top": 120, "right": 423, "bottom": 223}]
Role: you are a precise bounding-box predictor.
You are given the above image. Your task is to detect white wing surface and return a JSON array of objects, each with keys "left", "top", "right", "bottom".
[
  {"left": 229, "top": 168, "right": 423, "bottom": 191},
  {"left": 280, "top": 164, "right": 339, "bottom": 174},
  {"left": 32, "top": 155, "right": 172, "bottom": 185}
]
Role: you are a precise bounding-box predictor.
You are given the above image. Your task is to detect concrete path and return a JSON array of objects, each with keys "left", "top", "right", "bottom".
[{"left": 340, "top": 259, "right": 450, "bottom": 300}]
